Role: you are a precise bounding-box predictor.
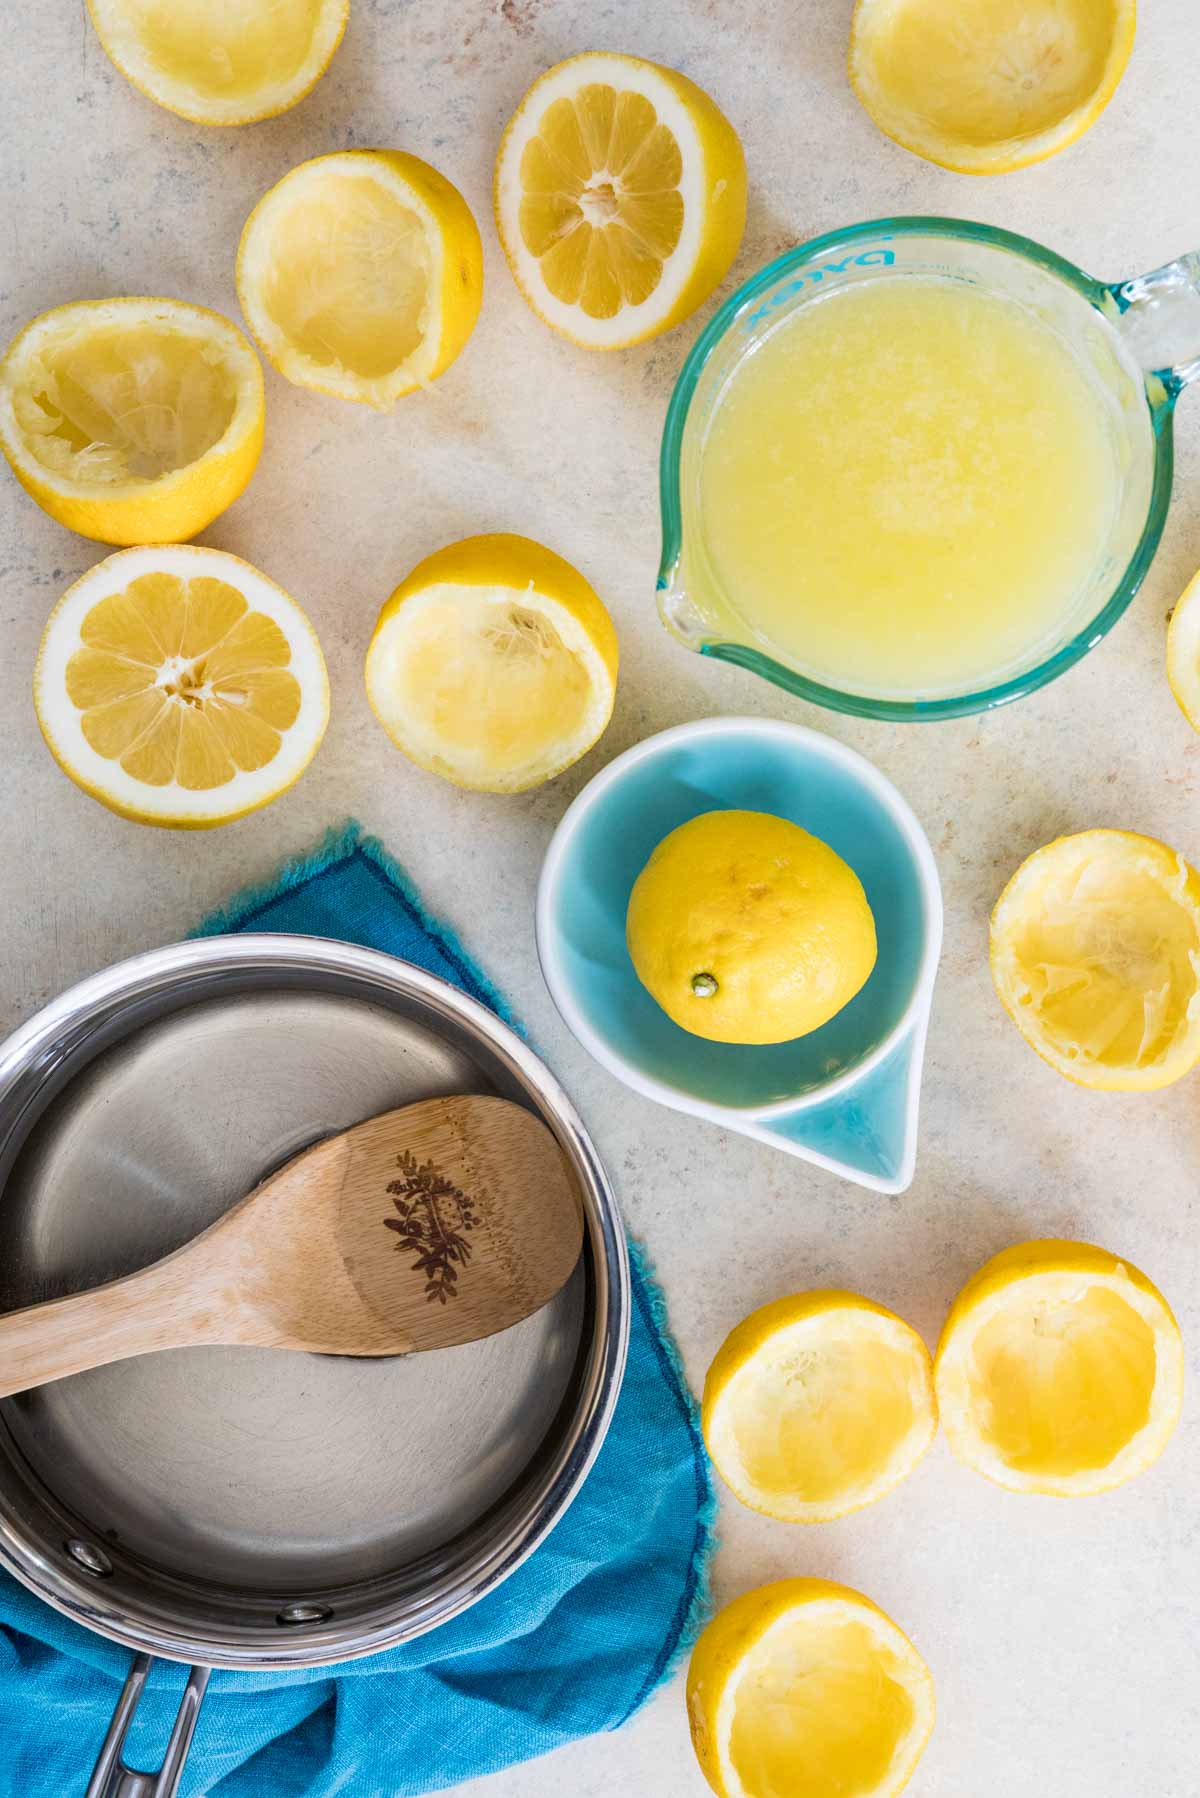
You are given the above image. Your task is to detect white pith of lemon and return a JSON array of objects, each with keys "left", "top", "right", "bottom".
[
  {"left": 238, "top": 150, "right": 483, "bottom": 409},
  {"left": 990, "top": 828, "right": 1200, "bottom": 1091},
  {"left": 365, "top": 533, "right": 617, "bottom": 793},
  {"left": 687, "top": 1580, "right": 935, "bottom": 1798},
  {"left": 0, "top": 298, "right": 264, "bottom": 546},
  {"left": 494, "top": 51, "right": 746, "bottom": 350},
  {"left": 849, "top": 0, "right": 1136, "bottom": 176},
  {"left": 86, "top": 0, "right": 349, "bottom": 127},
  {"left": 935, "top": 1240, "right": 1183, "bottom": 1496},
  {"left": 35, "top": 545, "right": 329, "bottom": 828},
  {"left": 702, "top": 1292, "right": 936, "bottom": 1523}
]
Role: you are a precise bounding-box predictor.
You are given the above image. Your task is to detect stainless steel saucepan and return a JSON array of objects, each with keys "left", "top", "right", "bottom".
[{"left": 0, "top": 935, "right": 629, "bottom": 1797}]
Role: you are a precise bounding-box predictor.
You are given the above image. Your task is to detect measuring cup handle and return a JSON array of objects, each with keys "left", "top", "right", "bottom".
[
  {"left": 85, "top": 1656, "right": 211, "bottom": 1798},
  {"left": 1111, "top": 250, "right": 1200, "bottom": 392}
]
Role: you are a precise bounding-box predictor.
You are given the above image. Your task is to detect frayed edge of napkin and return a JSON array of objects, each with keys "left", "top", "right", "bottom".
[{"left": 188, "top": 818, "right": 521, "bottom": 1033}]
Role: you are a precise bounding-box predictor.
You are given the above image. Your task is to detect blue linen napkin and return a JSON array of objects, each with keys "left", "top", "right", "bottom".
[{"left": 0, "top": 824, "right": 715, "bottom": 1798}]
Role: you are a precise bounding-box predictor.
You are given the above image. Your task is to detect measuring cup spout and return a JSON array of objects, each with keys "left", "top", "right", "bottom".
[
  {"left": 1111, "top": 252, "right": 1200, "bottom": 393},
  {"left": 759, "top": 1009, "right": 931, "bottom": 1197}
]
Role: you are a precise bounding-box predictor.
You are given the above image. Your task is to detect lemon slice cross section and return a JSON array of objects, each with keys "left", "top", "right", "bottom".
[
  {"left": 703, "top": 1291, "right": 936, "bottom": 1523},
  {"left": 238, "top": 151, "right": 483, "bottom": 409},
  {"left": 365, "top": 534, "right": 617, "bottom": 793},
  {"left": 935, "top": 1240, "right": 1183, "bottom": 1496},
  {"left": 35, "top": 545, "right": 329, "bottom": 827},
  {"left": 849, "top": 0, "right": 1136, "bottom": 175},
  {"left": 0, "top": 299, "right": 264, "bottom": 546},
  {"left": 688, "top": 1580, "right": 935, "bottom": 1798},
  {"left": 495, "top": 51, "right": 746, "bottom": 349},
  {"left": 86, "top": 0, "right": 349, "bottom": 127}
]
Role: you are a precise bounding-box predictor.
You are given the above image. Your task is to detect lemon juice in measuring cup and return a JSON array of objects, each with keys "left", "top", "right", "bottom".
[{"left": 658, "top": 219, "right": 1185, "bottom": 720}]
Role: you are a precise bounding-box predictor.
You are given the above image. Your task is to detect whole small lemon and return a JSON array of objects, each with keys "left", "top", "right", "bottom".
[{"left": 626, "top": 810, "right": 877, "bottom": 1045}]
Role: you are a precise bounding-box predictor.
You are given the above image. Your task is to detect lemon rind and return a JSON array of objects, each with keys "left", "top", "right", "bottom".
[
  {"left": 85, "top": 0, "right": 350, "bottom": 128},
  {"left": 0, "top": 298, "right": 264, "bottom": 545},
  {"left": 702, "top": 1291, "right": 937, "bottom": 1523},
  {"left": 990, "top": 828, "right": 1200, "bottom": 1092},
  {"left": 934, "top": 1240, "right": 1184, "bottom": 1497},
  {"left": 364, "top": 534, "right": 617, "bottom": 794},
  {"left": 848, "top": 0, "right": 1137, "bottom": 176},
  {"left": 237, "top": 150, "right": 483, "bottom": 411},
  {"left": 688, "top": 1580, "right": 936, "bottom": 1798}
]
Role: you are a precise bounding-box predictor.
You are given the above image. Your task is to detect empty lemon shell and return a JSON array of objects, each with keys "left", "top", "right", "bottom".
[
  {"left": 849, "top": 0, "right": 1136, "bottom": 175},
  {"left": 687, "top": 1580, "right": 935, "bottom": 1798},
  {"left": 702, "top": 1291, "right": 936, "bottom": 1522},
  {"left": 0, "top": 297, "right": 264, "bottom": 546},
  {"left": 935, "top": 1240, "right": 1183, "bottom": 1496},
  {"left": 238, "top": 150, "right": 483, "bottom": 409},
  {"left": 990, "top": 828, "right": 1200, "bottom": 1090},
  {"left": 86, "top": 0, "right": 349, "bottom": 126}
]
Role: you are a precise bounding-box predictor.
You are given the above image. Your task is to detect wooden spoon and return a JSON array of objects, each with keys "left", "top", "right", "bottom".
[{"left": 0, "top": 1095, "right": 584, "bottom": 1400}]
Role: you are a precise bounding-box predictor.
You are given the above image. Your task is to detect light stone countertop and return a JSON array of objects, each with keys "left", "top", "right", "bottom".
[{"left": 2, "top": 3, "right": 1199, "bottom": 1796}]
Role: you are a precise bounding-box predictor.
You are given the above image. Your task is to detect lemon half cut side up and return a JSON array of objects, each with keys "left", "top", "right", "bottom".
[{"left": 35, "top": 545, "right": 330, "bottom": 828}]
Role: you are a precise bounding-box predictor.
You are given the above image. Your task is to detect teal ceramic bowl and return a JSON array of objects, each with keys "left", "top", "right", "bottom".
[{"left": 536, "top": 719, "right": 942, "bottom": 1193}]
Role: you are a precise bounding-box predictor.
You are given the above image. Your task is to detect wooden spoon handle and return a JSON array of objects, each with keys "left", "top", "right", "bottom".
[{"left": 0, "top": 1255, "right": 232, "bottom": 1399}]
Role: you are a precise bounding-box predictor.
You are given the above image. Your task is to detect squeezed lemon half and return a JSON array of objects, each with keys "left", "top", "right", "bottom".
[
  {"left": 702, "top": 1292, "right": 936, "bottom": 1523},
  {"left": 35, "top": 545, "right": 329, "bottom": 827},
  {"left": 990, "top": 828, "right": 1200, "bottom": 1090},
  {"left": 1166, "top": 566, "right": 1200, "bottom": 733},
  {"left": 238, "top": 150, "right": 483, "bottom": 408},
  {"left": 0, "top": 298, "right": 264, "bottom": 546},
  {"left": 364, "top": 533, "right": 618, "bottom": 792},
  {"left": 626, "top": 811, "right": 877, "bottom": 1045},
  {"left": 688, "top": 1580, "right": 935, "bottom": 1798},
  {"left": 935, "top": 1240, "right": 1183, "bottom": 1496},
  {"left": 494, "top": 51, "right": 746, "bottom": 349},
  {"left": 849, "top": 0, "right": 1136, "bottom": 174},
  {"left": 87, "top": 0, "right": 349, "bottom": 127}
]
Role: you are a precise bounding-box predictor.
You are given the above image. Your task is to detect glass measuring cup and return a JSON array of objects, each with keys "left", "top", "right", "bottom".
[{"left": 658, "top": 216, "right": 1200, "bottom": 722}]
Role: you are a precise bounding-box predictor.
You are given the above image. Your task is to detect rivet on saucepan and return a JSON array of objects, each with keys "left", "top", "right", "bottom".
[
  {"left": 66, "top": 1538, "right": 113, "bottom": 1577},
  {"left": 691, "top": 973, "right": 719, "bottom": 998},
  {"left": 276, "top": 1603, "right": 334, "bottom": 1627}
]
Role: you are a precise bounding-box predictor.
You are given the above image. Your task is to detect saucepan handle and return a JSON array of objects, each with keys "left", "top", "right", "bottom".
[{"left": 86, "top": 1655, "right": 211, "bottom": 1798}]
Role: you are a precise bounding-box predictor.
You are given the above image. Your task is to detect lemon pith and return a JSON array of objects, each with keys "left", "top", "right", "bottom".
[
  {"left": 626, "top": 810, "right": 877, "bottom": 1045},
  {"left": 494, "top": 51, "right": 746, "bottom": 349},
  {"left": 35, "top": 545, "right": 329, "bottom": 828},
  {"left": 238, "top": 150, "right": 484, "bottom": 409},
  {"left": 849, "top": 0, "right": 1136, "bottom": 175},
  {"left": 86, "top": 0, "right": 349, "bottom": 127},
  {"left": 989, "top": 828, "right": 1200, "bottom": 1091},
  {"left": 364, "top": 533, "right": 618, "bottom": 793},
  {"left": 702, "top": 1292, "right": 937, "bottom": 1523},
  {"left": 688, "top": 1581, "right": 935, "bottom": 1798},
  {"left": 0, "top": 299, "right": 264, "bottom": 546},
  {"left": 935, "top": 1240, "right": 1183, "bottom": 1496}
]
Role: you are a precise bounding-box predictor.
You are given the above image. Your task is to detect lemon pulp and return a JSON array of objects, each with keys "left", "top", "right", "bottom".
[
  {"left": 67, "top": 571, "right": 300, "bottom": 789},
  {"left": 519, "top": 83, "right": 684, "bottom": 320},
  {"left": 372, "top": 587, "right": 593, "bottom": 784},
  {"left": 969, "top": 1283, "right": 1155, "bottom": 1478},
  {"left": 113, "top": 0, "right": 327, "bottom": 104},
  {"left": 692, "top": 278, "right": 1124, "bottom": 700},
  {"left": 730, "top": 1612, "right": 916, "bottom": 1798},
  {"left": 14, "top": 323, "right": 239, "bottom": 486},
  {"left": 260, "top": 174, "right": 430, "bottom": 379}
]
